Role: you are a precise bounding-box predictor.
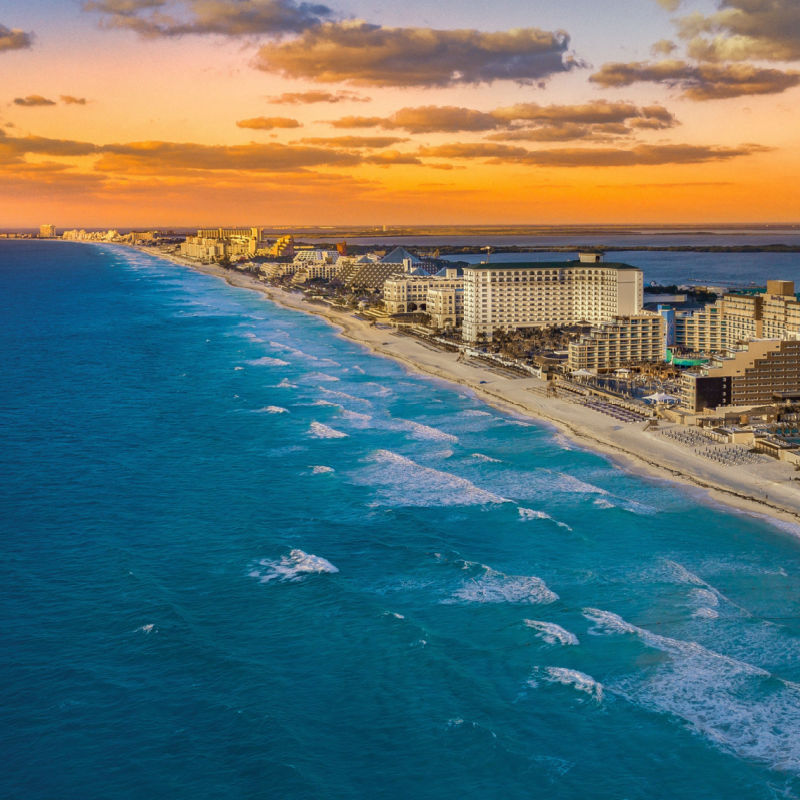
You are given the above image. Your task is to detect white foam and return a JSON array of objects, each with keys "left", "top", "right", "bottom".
[
  {"left": 692, "top": 607, "right": 720, "bottom": 619},
  {"left": 135, "top": 623, "right": 156, "bottom": 634},
  {"left": 249, "top": 549, "right": 339, "bottom": 583},
  {"left": 307, "top": 372, "right": 340, "bottom": 383},
  {"left": 309, "top": 422, "right": 348, "bottom": 439},
  {"left": 276, "top": 378, "right": 297, "bottom": 389},
  {"left": 532, "top": 667, "right": 603, "bottom": 701},
  {"left": 524, "top": 619, "right": 579, "bottom": 646},
  {"left": 471, "top": 452, "right": 501, "bottom": 463},
  {"left": 459, "top": 410, "right": 492, "bottom": 417},
  {"left": 350, "top": 365, "right": 366, "bottom": 374},
  {"left": 340, "top": 409, "right": 373, "bottom": 425},
  {"left": 247, "top": 356, "right": 290, "bottom": 367},
  {"left": 234, "top": 366, "right": 244, "bottom": 371},
  {"left": 593, "top": 497, "right": 615, "bottom": 509},
  {"left": 518, "top": 507, "right": 572, "bottom": 530},
  {"left": 447, "top": 562, "right": 558, "bottom": 605},
  {"left": 395, "top": 418, "right": 458, "bottom": 443},
  {"left": 582, "top": 607, "right": 800, "bottom": 772},
  {"left": 356, "top": 450, "right": 508, "bottom": 507},
  {"left": 319, "top": 387, "right": 373, "bottom": 406},
  {"left": 311, "top": 465, "right": 334, "bottom": 474},
  {"left": 269, "top": 341, "right": 317, "bottom": 360},
  {"left": 257, "top": 405, "right": 288, "bottom": 414},
  {"left": 551, "top": 472, "right": 609, "bottom": 495}
]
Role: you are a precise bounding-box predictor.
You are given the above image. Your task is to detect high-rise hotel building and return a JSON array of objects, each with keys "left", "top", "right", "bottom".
[{"left": 461, "top": 255, "right": 643, "bottom": 341}]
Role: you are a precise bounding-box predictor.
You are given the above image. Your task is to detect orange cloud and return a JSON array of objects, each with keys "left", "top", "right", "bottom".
[
  {"left": 267, "top": 90, "right": 370, "bottom": 104},
  {"left": 236, "top": 116, "right": 302, "bottom": 130},
  {"left": 13, "top": 95, "right": 57, "bottom": 107}
]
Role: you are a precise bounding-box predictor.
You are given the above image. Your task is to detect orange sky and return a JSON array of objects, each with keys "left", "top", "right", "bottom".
[{"left": 1, "top": 0, "right": 799, "bottom": 226}]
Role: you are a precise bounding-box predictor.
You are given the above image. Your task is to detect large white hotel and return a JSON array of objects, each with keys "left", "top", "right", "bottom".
[{"left": 461, "top": 254, "right": 644, "bottom": 341}]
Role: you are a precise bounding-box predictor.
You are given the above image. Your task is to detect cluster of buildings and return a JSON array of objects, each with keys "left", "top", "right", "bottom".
[{"left": 43, "top": 220, "right": 800, "bottom": 420}]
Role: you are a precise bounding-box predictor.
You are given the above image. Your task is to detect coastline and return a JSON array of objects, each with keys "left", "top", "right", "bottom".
[{"left": 136, "top": 244, "right": 800, "bottom": 531}]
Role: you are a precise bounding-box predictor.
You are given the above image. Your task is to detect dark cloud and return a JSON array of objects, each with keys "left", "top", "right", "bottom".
[
  {"left": 298, "top": 136, "right": 407, "bottom": 148},
  {"left": 416, "top": 141, "right": 769, "bottom": 167},
  {"left": 13, "top": 95, "right": 57, "bottom": 107},
  {"left": 676, "top": 0, "right": 800, "bottom": 62},
  {"left": 267, "top": 90, "right": 370, "bottom": 104},
  {"left": 254, "top": 21, "right": 578, "bottom": 87},
  {"left": 0, "top": 23, "right": 33, "bottom": 51},
  {"left": 83, "top": 0, "right": 330, "bottom": 37},
  {"left": 61, "top": 95, "right": 88, "bottom": 105},
  {"left": 590, "top": 59, "right": 800, "bottom": 99},
  {"left": 236, "top": 116, "right": 302, "bottom": 129}
]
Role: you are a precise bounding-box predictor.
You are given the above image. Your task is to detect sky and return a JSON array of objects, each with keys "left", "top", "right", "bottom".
[{"left": 1, "top": 0, "right": 799, "bottom": 227}]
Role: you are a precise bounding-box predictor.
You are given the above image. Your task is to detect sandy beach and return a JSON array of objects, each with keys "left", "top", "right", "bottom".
[{"left": 141, "top": 246, "right": 800, "bottom": 531}]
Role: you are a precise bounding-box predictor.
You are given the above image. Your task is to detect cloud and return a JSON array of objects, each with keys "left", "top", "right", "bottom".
[
  {"left": 364, "top": 150, "right": 422, "bottom": 166},
  {"left": 651, "top": 38, "right": 677, "bottom": 55},
  {"left": 590, "top": 59, "right": 800, "bottom": 99},
  {"left": 298, "top": 136, "right": 407, "bottom": 148},
  {"left": 329, "top": 101, "right": 678, "bottom": 139},
  {"left": 267, "top": 90, "right": 370, "bottom": 104},
  {"left": 675, "top": 0, "right": 800, "bottom": 63},
  {"left": 95, "top": 139, "right": 361, "bottom": 171},
  {"left": 491, "top": 100, "right": 676, "bottom": 126},
  {"left": 416, "top": 141, "right": 769, "bottom": 167},
  {"left": 13, "top": 95, "right": 57, "bottom": 107},
  {"left": 0, "top": 23, "right": 33, "bottom": 51},
  {"left": 61, "top": 95, "right": 88, "bottom": 105},
  {"left": 236, "top": 116, "right": 301, "bottom": 129},
  {"left": 0, "top": 130, "right": 99, "bottom": 160},
  {"left": 254, "top": 20, "right": 578, "bottom": 87},
  {"left": 329, "top": 116, "right": 386, "bottom": 128},
  {"left": 83, "top": 0, "right": 331, "bottom": 37},
  {"left": 486, "top": 122, "right": 629, "bottom": 142},
  {"left": 656, "top": 0, "right": 683, "bottom": 10}
]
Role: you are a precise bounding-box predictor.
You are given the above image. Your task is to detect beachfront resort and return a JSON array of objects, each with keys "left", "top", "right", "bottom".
[{"left": 48, "top": 224, "right": 800, "bottom": 480}]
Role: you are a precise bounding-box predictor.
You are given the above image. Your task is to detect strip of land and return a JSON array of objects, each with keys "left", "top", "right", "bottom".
[{"left": 139, "top": 245, "right": 800, "bottom": 532}]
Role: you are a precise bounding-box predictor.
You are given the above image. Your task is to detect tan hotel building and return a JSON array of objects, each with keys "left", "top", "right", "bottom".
[
  {"left": 568, "top": 313, "right": 664, "bottom": 372},
  {"left": 462, "top": 257, "right": 643, "bottom": 342}
]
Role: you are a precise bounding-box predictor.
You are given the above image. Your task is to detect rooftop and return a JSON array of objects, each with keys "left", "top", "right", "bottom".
[{"left": 463, "top": 260, "right": 640, "bottom": 271}]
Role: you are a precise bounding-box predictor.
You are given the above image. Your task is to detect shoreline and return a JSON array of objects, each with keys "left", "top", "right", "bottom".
[{"left": 133, "top": 245, "right": 800, "bottom": 531}]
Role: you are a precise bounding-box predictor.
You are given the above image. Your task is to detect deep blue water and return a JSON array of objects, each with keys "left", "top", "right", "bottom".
[{"left": 3, "top": 240, "right": 800, "bottom": 800}]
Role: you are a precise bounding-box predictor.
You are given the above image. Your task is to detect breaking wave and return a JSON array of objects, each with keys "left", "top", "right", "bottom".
[
  {"left": 530, "top": 667, "right": 603, "bottom": 701},
  {"left": 518, "top": 507, "right": 572, "bottom": 529},
  {"left": 249, "top": 549, "right": 339, "bottom": 583},
  {"left": 311, "top": 465, "right": 334, "bottom": 474},
  {"left": 582, "top": 607, "right": 800, "bottom": 772},
  {"left": 247, "top": 356, "right": 290, "bottom": 367},
  {"left": 447, "top": 561, "right": 558, "bottom": 605},
  {"left": 524, "top": 619, "right": 579, "bottom": 646},
  {"left": 309, "top": 422, "right": 348, "bottom": 439},
  {"left": 355, "top": 450, "right": 508, "bottom": 507}
]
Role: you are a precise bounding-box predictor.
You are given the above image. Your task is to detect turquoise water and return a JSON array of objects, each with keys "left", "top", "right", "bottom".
[{"left": 2, "top": 240, "right": 800, "bottom": 799}]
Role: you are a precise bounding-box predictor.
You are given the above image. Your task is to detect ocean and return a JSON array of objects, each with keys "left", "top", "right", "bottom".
[{"left": 2, "top": 240, "right": 800, "bottom": 799}]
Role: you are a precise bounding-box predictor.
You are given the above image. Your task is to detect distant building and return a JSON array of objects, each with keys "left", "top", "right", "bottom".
[
  {"left": 462, "top": 261, "right": 643, "bottom": 342},
  {"left": 681, "top": 338, "right": 800, "bottom": 412},
  {"left": 567, "top": 313, "right": 664, "bottom": 372},
  {"left": 675, "top": 280, "right": 800, "bottom": 354},
  {"left": 39, "top": 224, "right": 56, "bottom": 238}
]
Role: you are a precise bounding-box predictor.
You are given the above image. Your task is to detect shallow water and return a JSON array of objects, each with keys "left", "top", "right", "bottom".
[{"left": 2, "top": 240, "right": 800, "bottom": 799}]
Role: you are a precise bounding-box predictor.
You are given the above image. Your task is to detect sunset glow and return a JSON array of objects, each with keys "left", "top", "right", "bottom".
[{"left": 2, "top": 0, "right": 799, "bottom": 226}]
